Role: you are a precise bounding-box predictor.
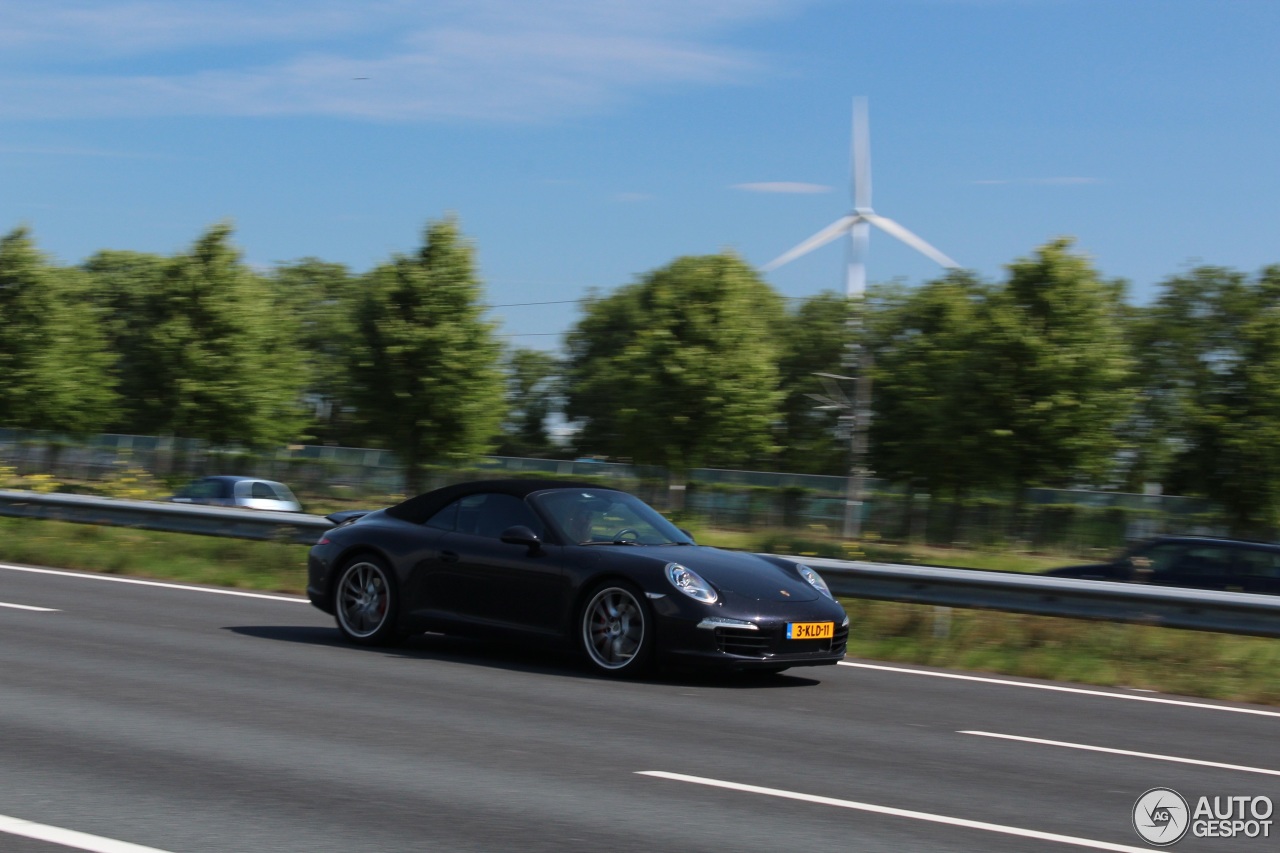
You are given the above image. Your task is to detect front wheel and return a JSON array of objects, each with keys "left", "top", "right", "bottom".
[
  {"left": 334, "top": 556, "right": 400, "bottom": 646},
  {"left": 580, "top": 582, "right": 653, "bottom": 676}
]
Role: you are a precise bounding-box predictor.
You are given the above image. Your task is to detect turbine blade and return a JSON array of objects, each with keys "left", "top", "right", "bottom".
[
  {"left": 762, "top": 215, "right": 857, "bottom": 271},
  {"left": 847, "top": 219, "right": 870, "bottom": 297},
  {"left": 852, "top": 96, "right": 871, "bottom": 211},
  {"left": 864, "top": 213, "right": 959, "bottom": 268}
]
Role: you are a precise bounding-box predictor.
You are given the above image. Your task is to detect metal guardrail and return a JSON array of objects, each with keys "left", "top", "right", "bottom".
[
  {"left": 3, "top": 489, "right": 1278, "bottom": 638},
  {"left": 800, "top": 556, "right": 1280, "bottom": 640},
  {"left": 0, "top": 489, "right": 331, "bottom": 545}
]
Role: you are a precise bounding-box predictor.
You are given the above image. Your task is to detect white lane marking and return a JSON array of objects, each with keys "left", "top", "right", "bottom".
[
  {"left": 961, "top": 730, "right": 1280, "bottom": 777},
  {"left": 0, "top": 813, "right": 174, "bottom": 853},
  {"left": 0, "top": 600, "right": 59, "bottom": 612},
  {"left": 638, "top": 771, "right": 1153, "bottom": 852},
  {"left": 0, "top": 563, "right": 306, "bottom": 602},
  {"left": 840, "top": 661, "right": 1280, "bottom": 718}
]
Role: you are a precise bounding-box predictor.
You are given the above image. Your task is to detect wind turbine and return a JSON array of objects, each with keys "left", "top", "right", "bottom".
[
  {"left": 762, "top": 98, "right": 958, "bottom": 539},
  {"left": 762, "top": 97, "right": 959, "bottom": 296}
]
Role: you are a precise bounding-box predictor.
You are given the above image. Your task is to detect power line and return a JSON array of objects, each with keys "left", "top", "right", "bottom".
[
  {"left": 484, "top": 299, "right": 583, "bottom": 308},
  {"left": 484, "top": 294, "right": 813, "bottom": 310}
]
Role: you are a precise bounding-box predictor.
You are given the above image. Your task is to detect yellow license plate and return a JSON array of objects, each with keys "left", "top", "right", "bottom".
[{"left": 787, "top": 621, "right": 834, "bottom": 640}]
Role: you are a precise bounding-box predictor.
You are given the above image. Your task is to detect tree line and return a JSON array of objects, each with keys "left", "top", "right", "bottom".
[{"left": 1, "top": 217, "right": 1278, "bottom": 532}]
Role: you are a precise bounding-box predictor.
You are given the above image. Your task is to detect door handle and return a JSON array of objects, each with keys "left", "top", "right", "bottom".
[{"left": 440, "top": 551, "right": 459, "bottom": 564}]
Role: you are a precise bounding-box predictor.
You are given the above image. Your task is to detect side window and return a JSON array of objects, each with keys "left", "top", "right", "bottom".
[
  {"left": 268, "top": 483, "right": 296, "bottom": 501},
  {"left": 1172, "top": 546, "right": 1232, "bottom": 578},
  {"left": 250, "top": 482, "right": 277, "bottom": 499},
  {"left": 184, "top": 479, "right": 223, "bottom": 500},
  {"left": 423, "top": 494, "right": 544, "bottom": 540},
  {"left": 1131, "top": 543, "right": 1183, "bottom": 575},
  {"left": 462, "top": 493, "right": 545, "bottom": 540},
  {"left": 424, "top": 500, "right": 460, "bottom": 531},
  {"left": 1237, "top": 549, "right": 1280, "bottom": 579},
  {"left": 455, "top": 494, "right": 489, "bottom": 536}
]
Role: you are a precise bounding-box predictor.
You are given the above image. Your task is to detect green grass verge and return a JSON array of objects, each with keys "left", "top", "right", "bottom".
[
  {"left": 2, "top": 517, "right": 1275, "bottom": 705},
  {"left": 693, "top": 526, "right": 1078, "bottom": 573},
  {"left": 842, "top": 598, "right": 1280, "bottom": 706},
  {"left": 0, "top": 517, "right": 309, "bottom": 593}
]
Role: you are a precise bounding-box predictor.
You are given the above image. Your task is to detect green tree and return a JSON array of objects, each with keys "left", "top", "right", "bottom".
[
  {"left": 562, "top": 284, "right": 643, "bottom": 459},
  {"left": 349, "top": 216, "right": 504, "bottom": 493},
  {"left": 0, "top": 227, "right": 117, "bottom": 436},
  {"left": 977, "top": 239, "right": 1134, "bottom": 496},
  {"left": 82, "top": 249, "right": 169, "bottom": 434},
  {"left": 564, "top": 252, "right": 785, "bottom": 473},
  {"left": 270, "top": 258, "right": 360, "bottom": 444},
  {"left": 773, "top": 291, "right": 849, "bottom": 475},
  {"left": 1138, "top": 266, "right": 1280, "bottom": 533},
  {"left": 497, "top": 347, "right": 561, "bottom": 458},
  {"left": 868, "top": 272, "right": 995, "bottom": 502},
  {"left": 113, "top": 223, "right": 308, "bottom": 446}
]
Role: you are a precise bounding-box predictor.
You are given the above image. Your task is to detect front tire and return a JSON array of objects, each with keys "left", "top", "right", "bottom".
[
  {"left": 334, "top": 556, "right": 400, "bottom": 646},
  {"left": 580, "top": 581, "right": 653, "bottom": 676}
]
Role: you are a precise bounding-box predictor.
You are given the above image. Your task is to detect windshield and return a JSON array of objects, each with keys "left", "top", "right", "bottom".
[{"left": 533, "top": 489, "right": 693, "bottom": 546}]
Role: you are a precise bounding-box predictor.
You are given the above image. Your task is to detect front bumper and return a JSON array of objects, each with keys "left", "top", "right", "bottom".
[{"left": 652, "top": 598, "right": 849, "bottom": 670}]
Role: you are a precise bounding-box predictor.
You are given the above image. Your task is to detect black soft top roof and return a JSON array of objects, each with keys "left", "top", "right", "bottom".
[{"left": 384, "top": 479, "right": 622, "bottom": 524}]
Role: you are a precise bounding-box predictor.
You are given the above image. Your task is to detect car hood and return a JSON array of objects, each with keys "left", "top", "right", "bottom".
[
  {"left": 623, "top": 545, "right": 821, "bottom": 602},
  {"left": 1044, "top": 560, "right": 1116, "bottom": 573},
  {"left": 1043, "top": 562, "right": 1121, "bottom": 578}
]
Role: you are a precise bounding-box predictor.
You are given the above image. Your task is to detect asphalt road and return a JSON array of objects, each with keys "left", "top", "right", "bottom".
[{"left": 2, "top": 561, "right": 1277, "bottom": 853}]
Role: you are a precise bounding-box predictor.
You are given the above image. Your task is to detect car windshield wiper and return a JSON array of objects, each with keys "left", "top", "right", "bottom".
[{"left": 580, "top": 540, "right": 643, "bottom": 546}]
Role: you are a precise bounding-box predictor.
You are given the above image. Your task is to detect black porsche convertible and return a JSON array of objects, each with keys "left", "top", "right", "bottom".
[{"left": 307, "top": 480, "right": 849, "bottom": 676}]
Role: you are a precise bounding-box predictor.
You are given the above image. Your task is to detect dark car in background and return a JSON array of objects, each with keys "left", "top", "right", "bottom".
[
  {"left": 1044, "top": 536, "right": 1280, "bottom": 595},
  {"left": 170, "top": 475, "right": 303, "bottom": 513},
  {"left": 307, "top": 479, "right": 849, "bottom": 676}
]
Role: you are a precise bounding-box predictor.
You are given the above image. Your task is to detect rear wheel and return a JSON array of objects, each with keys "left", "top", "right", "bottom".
[
  {"left": 334, "top": 556, "right": 400, "bottom": 645},
  {"left": 580, "top": 581, "right": 653, "bottom": 676}
]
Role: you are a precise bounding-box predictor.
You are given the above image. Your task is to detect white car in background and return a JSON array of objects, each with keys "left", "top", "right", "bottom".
[{"left": 169, "top": 476, "right": 303, "bottom": 513}]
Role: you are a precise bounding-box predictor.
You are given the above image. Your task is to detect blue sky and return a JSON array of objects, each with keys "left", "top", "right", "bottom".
[{"left": 3, "top": 0, "right": 1278, "bottom": 349}]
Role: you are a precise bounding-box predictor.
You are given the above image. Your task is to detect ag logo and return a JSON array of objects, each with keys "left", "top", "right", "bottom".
[{"left": 1133, "top": 787, "right": 1190, "bottom": 846}]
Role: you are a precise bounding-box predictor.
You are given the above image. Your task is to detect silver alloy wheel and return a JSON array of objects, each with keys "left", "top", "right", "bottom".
[
  {"left": 336, "top": 559, "right": 391, "bottom": 640},
  {"left": 582, "top": 586, "right": 646, "bottom": 671}
]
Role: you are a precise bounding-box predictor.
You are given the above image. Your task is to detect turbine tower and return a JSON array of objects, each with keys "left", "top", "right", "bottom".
[{"left": 762, "top": 97, "right": 959, "bottom": 296}]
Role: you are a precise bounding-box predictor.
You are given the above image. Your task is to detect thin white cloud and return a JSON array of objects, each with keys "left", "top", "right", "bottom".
[
  {"left": 1030, "top": 176, "right": 1102, "bottom": 185},
  {"left": 973, "top": 176, "right": 1102, "bottom": 186},
  {"left": 0, "top": 0, "right": 800, "bottom": 122},
  {"left": 733, "top": 181, "right": 832, "bottom": 193}
]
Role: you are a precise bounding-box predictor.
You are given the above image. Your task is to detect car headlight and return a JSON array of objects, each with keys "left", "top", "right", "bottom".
[
  {"left": 796, "top": 564, "right": 834, "bottom": 600},
  {"left": 665, "top": 562, "right": 718, "bottom": 603}
]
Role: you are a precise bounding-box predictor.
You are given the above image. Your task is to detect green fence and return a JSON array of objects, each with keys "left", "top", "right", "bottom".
[{"left": 0, "top": 429, "right": 1226, "bottom": 550}]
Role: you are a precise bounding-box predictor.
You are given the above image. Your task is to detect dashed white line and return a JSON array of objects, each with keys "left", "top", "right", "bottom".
[
  {"left": 638, "top": 771, "right": 1153, "bottom": 852},
  {"left": 0, "top": 600, "right": 58, "bottom": 612},
  {"left": 0, "top": 813, "right": 173, "bottom": 853},
  {"left": 0, "top": 563, "right": 305, "bottom": 602},
  {"left": 840, "top": 661, "right": 1280, "bottom": 718},
  {"left": 961, "top": 730, "right": 1280, "bottom": 776}
]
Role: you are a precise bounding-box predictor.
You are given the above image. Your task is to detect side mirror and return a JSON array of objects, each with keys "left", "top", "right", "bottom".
[
  {"left": 679, "top": 527, "right": 696, "bottom": 544},
  {"left": 501, "top": 525, "right": 543, "bottom": 554}
]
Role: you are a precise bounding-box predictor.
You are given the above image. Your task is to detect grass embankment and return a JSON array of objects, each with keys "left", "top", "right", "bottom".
[
  {"left": 0, "top": 517, "right": 309, "bottom": 593},
  {"left": 2, "top": 517, "right": 1276, "bottom": 705}
]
